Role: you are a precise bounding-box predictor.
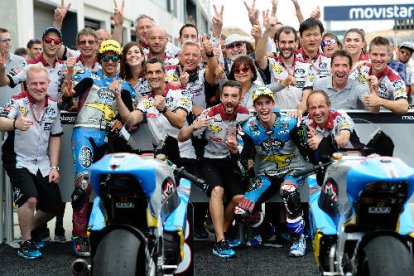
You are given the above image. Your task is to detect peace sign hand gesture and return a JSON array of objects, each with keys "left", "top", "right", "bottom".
[
  {"left": 244, "top": 0, "right": 260, "bottom": 26},
  {"left": 225, "top": 127, "right": 239, "bottom": 154}
]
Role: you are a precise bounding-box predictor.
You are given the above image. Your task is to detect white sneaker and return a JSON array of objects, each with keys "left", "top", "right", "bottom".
[{"left": 289, "top": 235, "right": 306, "bottom": 257}]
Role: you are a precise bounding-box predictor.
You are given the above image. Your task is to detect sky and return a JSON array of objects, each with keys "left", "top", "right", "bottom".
[{"left": 209, "top": 0, "right": 411, "bottom": 34}]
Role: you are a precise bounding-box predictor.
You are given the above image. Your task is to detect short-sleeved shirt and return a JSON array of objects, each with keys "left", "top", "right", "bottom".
[
  {"left": 350, "top": 64, "right": 407, "bottom": 101},
  {"left": 295, "top": 48, "right": 331, "bottom": 79},
  {"left": 313, "top": 77, "right": 370, "bottom": 110},
  {"left": 8, "top": 55, "right": 67, "bottom": 101},
  {"left": 303, "top": 109, "right": 356, "bottom": 149},
  {"left": 166, "top": 65, "right": 207, "bottom": 109},
  {"left": 194, "top": 104, "right": 250, "bottom": 159},
  {"left": 137, "top": 83, "right": 195, "bottom": 158},
  {"left": 0, "top": 91, "right": 63, "bottom": 177},
  {"left": 0, "top": 53, "right": 26, "bottom": 106},
  {"left": 266, "top": 56, "right": 314, "bottom": 109}
]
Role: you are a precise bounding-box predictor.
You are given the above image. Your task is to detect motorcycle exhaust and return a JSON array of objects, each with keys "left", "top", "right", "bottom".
[{"left": 71, "top": 258, "right": 91, "bottom": 276}]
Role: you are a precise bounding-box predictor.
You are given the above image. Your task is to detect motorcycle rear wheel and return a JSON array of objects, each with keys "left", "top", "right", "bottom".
[
  {"left": 92, "top": 228, "right": 145, "bottom": 276},
  {"left": 357, "top": 235, "right": 413, "bottom": 276}
]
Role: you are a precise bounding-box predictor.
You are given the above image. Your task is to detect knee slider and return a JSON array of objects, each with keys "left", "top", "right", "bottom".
[
  {"left": 280, "top": 182, "right": 302, "bottom": 216},
  {"left": 72, "top": 173, "right": 91, "bottom": 211}
]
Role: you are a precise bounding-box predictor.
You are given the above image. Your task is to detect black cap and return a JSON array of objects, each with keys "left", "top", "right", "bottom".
[{"left": 42, "top": 27, "right": 62, "bottom": 40}]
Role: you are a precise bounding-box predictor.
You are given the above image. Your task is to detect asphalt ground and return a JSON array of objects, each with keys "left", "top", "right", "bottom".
[{"left": 0, "top": 237, "right": 319, "bottom": 276}]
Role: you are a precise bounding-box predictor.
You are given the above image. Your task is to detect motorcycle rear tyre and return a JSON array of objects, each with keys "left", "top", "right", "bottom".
[
  {"left": 358, "top": 235, "right": 413, "bottom": 276},
  {"left": 92, "top": 229, "right": 145, "bottom": 276}
]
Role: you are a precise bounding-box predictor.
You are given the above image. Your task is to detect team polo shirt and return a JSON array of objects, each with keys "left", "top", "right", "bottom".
[
  {"left": 313, "top": 77, "right": 370, "bottom": 110},
  {"left": 194, "top": 104, "right": 250, "bottom": 159},
  {"left": 166, "top": 65, "right": 207, "bottom": 109},
  {"left": 350, "top": 64, "right": 407, "bottom": 101},
  {"left": 73, "top": 55, "right": 101, "bottom": 74},
  {"left": 0, "top": 53, "right": 26, "bottom": 106},
  {"left": 266, "top": 56, "right": 315, "bottom": 109},
  {"left": 303, "top": 109, "right": 356, "bottom": 149},
  {"left": 0, "top": 91, "right": 63, "bottom": 177},
  {"left": 137, "top": 83, "right": 194, "bottom": 158},
  {"left": 8, "top": 55, "right": 67, "bottom": 101},
  {"left": 295, "top": 48, "right": 331, "bottom": 79}
]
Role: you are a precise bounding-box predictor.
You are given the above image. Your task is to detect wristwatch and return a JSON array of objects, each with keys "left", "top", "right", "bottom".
[{"left": 51, "top": 166, "right": 60, "bottom": 171}]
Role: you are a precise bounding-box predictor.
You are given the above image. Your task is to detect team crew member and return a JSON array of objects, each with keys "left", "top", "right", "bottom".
[
  {"left": 303, "top": 90, "right": 362, "bottom": 163},
  {"left": 26, "top": 38, "right": 43, "bottom": 61},
  {"left": 228, "top": 87, "right": 309, "bottom": 257},
  {"left": 350, "top": 36, "right": 409, "bottom": 114},
  {"left": 61, "top": 39, "right": 134, "bottom": 257},
  {"left": 115, "top": 57, "right": 194, "bottom": 162},
  {"left": 0, "top": 27, "right": 66, "bottom": 101},
  {"left": 312, "top": 49, "right": 379, "bottom": 112},
  {"left": 178, "top": 80, "right": 250, "bottom": 258},
  {"left": 0, "top": 65, "right": 63, "bottom": 259},
  {"left": 254, "top": 25, "right": 314, "bottom": 110},
  {"left": 0, "top": 28, "right": 27, "bottom": 105}
]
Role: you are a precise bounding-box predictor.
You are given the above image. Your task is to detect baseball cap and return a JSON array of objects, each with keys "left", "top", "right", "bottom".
[
  {"left": 400, "top": 42, "right": 414, "bottom": 52},
  {"left": 252, "top": 87, "right": 275, "bottom": 103},
  {"left": 42, "top": 27, "right": 62, "bottom": 40},
  {"left": 99, "top": 39, "right": 121, "bottom": 55},
  {"left": 224, "top": 34, "right": 249, "bottom": 46}
]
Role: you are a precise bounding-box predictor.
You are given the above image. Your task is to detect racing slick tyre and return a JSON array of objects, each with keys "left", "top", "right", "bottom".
[
  {"left": 92, "top": 229, "right": 145, "bottom": 276},
  {"left": 357, "top": 235, "right": 413, "bottom": 276}
]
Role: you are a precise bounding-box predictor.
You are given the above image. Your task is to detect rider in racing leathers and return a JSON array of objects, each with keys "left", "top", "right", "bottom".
[{"left": 61, "top": 40, "right": 134, "bottom": 257}]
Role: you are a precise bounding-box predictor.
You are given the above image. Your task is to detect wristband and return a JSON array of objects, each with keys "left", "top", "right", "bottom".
[{"left": 192, "top": 124, "right": 198, "bottom": 130}]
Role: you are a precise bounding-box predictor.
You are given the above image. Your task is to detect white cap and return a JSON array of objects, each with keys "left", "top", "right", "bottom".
[
  {"left": 224, "top": 34, "right": 249, "bottom": 46},
  {"left": 400, "top": 42, "right": 414, "bottom": 52}
]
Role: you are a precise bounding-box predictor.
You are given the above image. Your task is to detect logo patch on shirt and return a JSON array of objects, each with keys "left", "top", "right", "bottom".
[
  {"left": 261, "top": 137, "right": 284, "bottom": 152},
  {"left": 209, "top": 125, "right": 222, "bottom": 134},
  {"left": 44, "top": 122, "right": 52, "bottom": 130}
]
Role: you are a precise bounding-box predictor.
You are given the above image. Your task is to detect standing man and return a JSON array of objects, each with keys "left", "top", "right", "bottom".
[
  {"left": 178, "top": 80, "right": 250, "bottom": 258},
  {"left": 0, "top": 28, "right": 26, "bottom": 106},
  {"left": 146, "top": 26, "right": 179, "bottom": 67},
  {"left": 0, "top": 65, "right": 63, "bottom": 259},
  {"left": 228, "top": 87, "right": 309, "bottom": 257},
  {"left": 135, "top": 15, "right": 180, "bottom": 57},
  {"left": 26, "top": 39, "right": 43, "bottom": 61},
  {"left": 254, "top": 25, "right": 314, "bottom": 110},
  {"left": 0, "top": 27, "right": 66, "bottom": 102},
  {"left": 313, "top": 49, "right": 379, "bottom": 112},
  {"left": 351, "top": 36, "right": 409, "bottom": 114},
  {"left": 397, "top": 42, "right": 414, "bottom": 102}
]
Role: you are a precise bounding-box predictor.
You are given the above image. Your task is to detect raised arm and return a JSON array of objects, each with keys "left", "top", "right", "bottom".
[
  {"left": 111, "top": 0, "right": 125, "bottom": 44},
  {"left": 291, "top": 0, "right": 304, "bottom": 24},
  {"left": 202, "top": 35, "right": 218, "bottom": 84},
  {"left": 0, "top": 51, "right": 11, "bottom": 87}
]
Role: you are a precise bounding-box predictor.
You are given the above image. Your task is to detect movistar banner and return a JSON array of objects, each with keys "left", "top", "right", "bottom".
[{"left": 324, "top": 5, "right": 414, "bottom": 21}]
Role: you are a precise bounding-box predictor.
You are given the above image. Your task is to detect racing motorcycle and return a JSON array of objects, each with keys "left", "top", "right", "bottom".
[
  {"left": 306, "top": 153, "right": 414, "bottom": 275},
  {"left": 71, "top": 124, "right": 206, "bottom": 276}
]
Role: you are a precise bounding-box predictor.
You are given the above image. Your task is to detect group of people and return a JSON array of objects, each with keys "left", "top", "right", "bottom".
[{"left": 0, "top": 0, "right": 413, "bottom": 261}]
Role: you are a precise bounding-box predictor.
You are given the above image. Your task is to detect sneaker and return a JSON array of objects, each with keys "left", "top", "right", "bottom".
[
  {"left": 247, "top": 229, "right": 262, "bottom": 247},
  {"left": 6, "top": 236, "right": 22, "bottom": 249},
  {"left": 17, "top": 240, "right": 42, "bottom": 259},
  {"left": 34, "top": 240, "right": 46, "bottom": 249},
  {"left": 212, "top": 240, "right": 236, "bottom": 258},
  {"left": 54, "top": 234, "right": 67, "bottom": 243},
  {"left": 54, "top": 227, "right": 67, "bottom": 243},
  {"left": 289, "top": 235, "right": 306, "bottom": 257},
  {"left": 227, "top": 239, "right": 242, "bottom": 248},
  {"left": 72, "top": 236, "right": 91, "bottom": 257}
]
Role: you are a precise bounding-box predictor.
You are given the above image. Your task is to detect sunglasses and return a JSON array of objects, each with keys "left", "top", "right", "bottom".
[
  {"left": 226, "top": 42, "right": 244, "bottom": 50},
  {"left": 234, "top": 67, "right": 250, "bottom": 74},
  {"left": 321, "top": 39, "right": 336, "bottom": 47},
  {"left": 78, "top": 40, "right": 96, "bottom": 46},
  {"left": 43, "top": 37, "right": 61, "bottom": 44},
  {"left": 101, "top": 55, "right": 120, "bottom": 62},
  {"left": 0, "top": 38, "right": 11, "bottom": 43}
]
